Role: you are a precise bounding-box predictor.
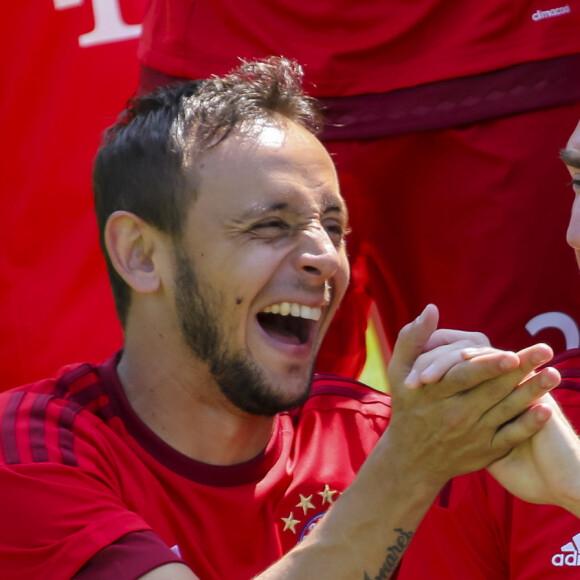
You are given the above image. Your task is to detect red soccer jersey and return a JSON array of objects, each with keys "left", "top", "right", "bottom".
[
  {"left": 138, "top": 0, "right": 580, "bottom": 97},
  {"left": 0, "top": 353, "right": 391, "bottom": 579},
  {"left": 397, "top": 348, "right": 580, "bottom": 579}
]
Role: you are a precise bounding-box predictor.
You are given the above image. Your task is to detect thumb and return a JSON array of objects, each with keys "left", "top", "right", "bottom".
[{"left": 388, "top": 304, "right": 439, "bottom": 390}]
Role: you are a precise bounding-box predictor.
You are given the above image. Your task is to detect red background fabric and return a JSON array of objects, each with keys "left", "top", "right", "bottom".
[{"left": 0, "top": 1, "right": 145, "bottom": 389}]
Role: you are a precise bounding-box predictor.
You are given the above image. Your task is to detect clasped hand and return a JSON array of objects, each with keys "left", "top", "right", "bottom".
[{"left": 386, "top": 304, "right": 580, "bottom": 512}]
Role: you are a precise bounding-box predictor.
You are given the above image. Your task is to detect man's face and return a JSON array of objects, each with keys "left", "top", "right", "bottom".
[
  {"left": 562, "top": 120, "right": 580, "bottom": 267},
  {"left": 172, "top": 120, "right": 350, "bottom": 415}
]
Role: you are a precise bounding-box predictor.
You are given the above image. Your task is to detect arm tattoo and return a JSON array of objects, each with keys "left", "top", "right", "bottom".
[{"left": 363, "top": 528, "right": 414, "bottom": 580}]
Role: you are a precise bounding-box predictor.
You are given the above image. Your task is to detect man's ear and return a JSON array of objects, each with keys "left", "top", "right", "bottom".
[{"left": 104, "top": 211, "right": 163, "bottom": 294}]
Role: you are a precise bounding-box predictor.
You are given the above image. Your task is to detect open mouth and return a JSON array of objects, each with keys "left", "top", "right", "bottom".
[{"left": 257, "top": 302, "right": 321, "bottom": 346}]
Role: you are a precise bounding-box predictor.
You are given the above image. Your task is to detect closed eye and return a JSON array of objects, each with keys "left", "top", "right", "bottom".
[
  {"left": 324, "top": 221, "right": 351, "bottom": 246},
  {"left": 249, "top": 219, "right": 291, "bottom": 239}
]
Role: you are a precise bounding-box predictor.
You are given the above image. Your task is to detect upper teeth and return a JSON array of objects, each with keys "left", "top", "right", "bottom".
[{"left": 262, "top": 302, "right": 321, "bottom": 321}]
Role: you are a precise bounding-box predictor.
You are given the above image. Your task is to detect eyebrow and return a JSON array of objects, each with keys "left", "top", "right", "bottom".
[
  {"left": 239, "top": 202, "right": 289, "bottom": 220},
  {"left": 560, "top": 148, "right": 580, "bottom": 170},
  {"left": 240, "top": 199, "right": 348, "bottom": 221}
]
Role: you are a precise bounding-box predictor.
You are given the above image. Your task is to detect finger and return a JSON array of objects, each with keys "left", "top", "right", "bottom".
[
  {"left": 388, "top": 304, "right": 439, "bottom": 390},
  {"left": 480, "top": 366, "right": 561, "bottom": 429},
  {"left": 515, "top": 343, "right": 554, "bottom": 374},
  {"left": 462, "top": 343, "right": 553, "bottom": 372},
  {"left": 420, "top": 345, "right": 516, "bottom": 385},
  {"left": 462, "top": 346, "right": 512, "bottom": 361},
  {"left": 423, "top": 329, "right": 490, "bottom": 353},
  {"left": 491, "top": 403, "right": 553, "bottom": 455},
  {"left": 457, "top": 344, "right": 554, "bottom": 412},
  {"left": 426, "top": 349, "right": 520, "bottom": 398},
  {"left": 405, "top": 342, "right": 498, "bottom": 389}
]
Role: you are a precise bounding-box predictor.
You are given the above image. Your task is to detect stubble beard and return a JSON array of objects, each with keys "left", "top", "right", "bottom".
[{"left": 173, "top": 245, "right": 313, "bottom": 416}]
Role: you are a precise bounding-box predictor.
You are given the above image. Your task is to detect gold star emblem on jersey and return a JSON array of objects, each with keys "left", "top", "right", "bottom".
[
  {"left": 318, "top": 483, "right": 338, "bottom": 505},
  {"left": 296, "top": 494, "right": 316, "bottom": 515},
  {"left": 281, "top": 512, "right": 301, "bottom": 534}
]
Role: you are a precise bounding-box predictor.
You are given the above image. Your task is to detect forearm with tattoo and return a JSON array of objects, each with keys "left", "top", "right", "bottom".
[{"left": 364, "top": 528, "right": 414, "bottom": 580}]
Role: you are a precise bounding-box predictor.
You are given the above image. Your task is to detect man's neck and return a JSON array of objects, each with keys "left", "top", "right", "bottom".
[{"left": 116, "top": 341, "right": 276, "bottom": 466}]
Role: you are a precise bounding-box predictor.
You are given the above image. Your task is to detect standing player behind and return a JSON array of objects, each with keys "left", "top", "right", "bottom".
[
  {"left": 397, "top": 119, "right": 580, "bottom": 579},
  {"left": 137, "top": 0, "right": 580, "bottom": 379},
  {"left": 1, "top": 58, "right": 579, "bottom": 580}
]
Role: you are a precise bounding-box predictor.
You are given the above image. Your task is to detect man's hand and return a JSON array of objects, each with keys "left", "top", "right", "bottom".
[
  {"left": 488, "top": 385, "right": 580, "bottom": 516},
  {"left": 386, "top": 305, "right": 558, "bottom": 490},
  {"left": 394, "top": 306, "right": 580, "bottom": 514}
]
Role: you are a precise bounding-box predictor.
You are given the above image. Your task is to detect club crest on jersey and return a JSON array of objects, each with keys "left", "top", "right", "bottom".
[
  {"left": 280, "top": 484, "right": 340, "bottom": 541},
  {"left": 298, "top": 512, "right": 326, "bottom": 541}
]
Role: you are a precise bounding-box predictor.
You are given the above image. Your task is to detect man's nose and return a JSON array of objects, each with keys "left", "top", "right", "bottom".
[{"left": 294, "top": 226, "right": 341, "bottom": 282}]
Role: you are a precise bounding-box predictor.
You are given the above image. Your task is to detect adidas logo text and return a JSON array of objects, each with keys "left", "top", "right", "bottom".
[{"left": 552, "top": 533, "right": 580, "bottom": 567}]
